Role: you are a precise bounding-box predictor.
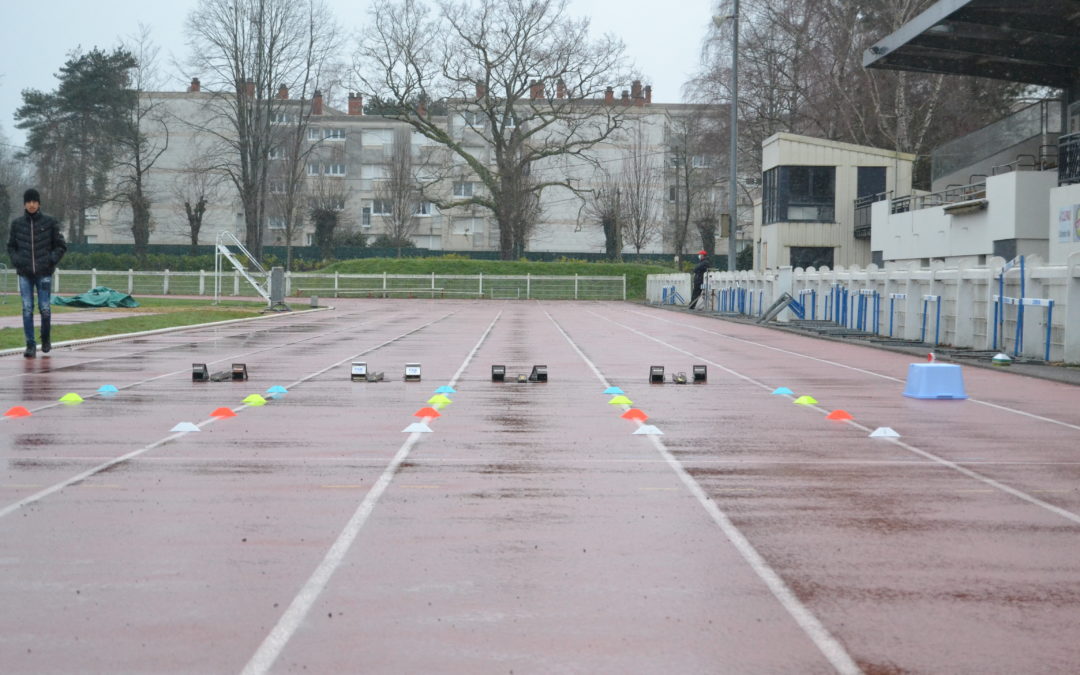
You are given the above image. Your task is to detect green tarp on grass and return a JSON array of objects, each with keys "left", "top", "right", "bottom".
[{"left": 52, "top": 286, "right": 139, "bottom": 308}]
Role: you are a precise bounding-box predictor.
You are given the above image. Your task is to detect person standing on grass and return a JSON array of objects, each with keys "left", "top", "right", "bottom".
[{"left": 7, "top": 188, "right": 67, "bottom": 357}]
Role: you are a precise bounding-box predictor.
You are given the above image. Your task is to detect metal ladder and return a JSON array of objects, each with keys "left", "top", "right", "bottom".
[{"left": 214, "top": 231, "right": 270, "bottom": 304}]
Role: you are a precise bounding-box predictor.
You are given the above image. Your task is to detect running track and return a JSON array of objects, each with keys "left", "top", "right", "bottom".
[{"left": 2, "top": 300, "right": 1079, "bottom": 674}]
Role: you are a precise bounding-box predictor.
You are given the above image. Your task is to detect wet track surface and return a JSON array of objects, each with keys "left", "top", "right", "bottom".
[{"left": 2, "top": 300, "right": 1079, "bottom": 674}]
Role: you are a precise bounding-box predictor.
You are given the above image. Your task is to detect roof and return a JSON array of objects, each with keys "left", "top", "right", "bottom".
[
  {"left": 763, "top": 132, "right": 917, "bottom": 161},
  {"left": 863, "top": 0, "right": 1080, "bottom": 89}
]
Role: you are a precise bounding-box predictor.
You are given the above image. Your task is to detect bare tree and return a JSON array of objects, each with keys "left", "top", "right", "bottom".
[
  {"left": 114, "top": 26, "right": 170, "bottom": 261},
  {"left": 354, "top": 0, "right": 634, "bottom": 259},
  {"left": 692, "top": 0, "right": 1024, "bottom": 186},
  {"left": 172, "top": 151, "right": 226, "bottom": 254},
  {"left": 372, "top": 127, "right": 421, "bottom": 256},
  {"left": 667, "top": 113, "right": 722, "bottom": 259},
  {"left": 584, "top": 169, "right": 623, "bottom": 260},
  {"left": 620, "top": 123, "right": 661, "bottom": 254},
  {"left": 307, "top": 173, "right": 351, "bottom": 259},
  {"left": 184, "top": 0, "right": 342, "bottom": 260}
]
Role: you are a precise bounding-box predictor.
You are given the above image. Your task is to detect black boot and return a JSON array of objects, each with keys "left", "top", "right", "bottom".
[
  {"left": 41, "top": 317, "right": 51, "bottom": 353},
  {"left": 24, "top": 341, "right": 36, "bottom": 358}
]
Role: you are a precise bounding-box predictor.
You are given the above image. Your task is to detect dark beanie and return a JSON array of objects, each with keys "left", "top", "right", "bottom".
[{"left": 23, "top": 188, "right": 41, "bottom": 204}]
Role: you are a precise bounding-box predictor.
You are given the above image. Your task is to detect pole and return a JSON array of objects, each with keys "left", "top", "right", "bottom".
[{"left": 727, "top": 0, "right": 739, "bottom": 274}]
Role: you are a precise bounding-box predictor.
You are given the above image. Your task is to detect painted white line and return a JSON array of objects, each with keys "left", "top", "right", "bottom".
[
  {"left": 0, "top": 313, "right": 457, "bottom": 518},
  {"left": 546, "top": 310, "right": 862, "bottom": 675},
  {"left": 628, "top": 308, "right": 1080, "bottom": 433},
  {"left": 240, "top": 311, "right": 500, "bottom": 675},
  {"left": 595, "top": 310, "right": 1080, "bottom": 526}
]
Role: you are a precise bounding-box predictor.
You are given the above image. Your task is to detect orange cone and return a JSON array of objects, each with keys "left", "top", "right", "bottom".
[
  {"left": 211, "top": 407, "right": 237, "bottom": 418},
  {"left": 414, "top": 407, "right": 442, "bottom": 418},
  {"left": 4, "top": 406, "right": 31, "bottom": 417},
  {"left": 825, "top": 409, "right": 853, "bottom": 421},
  {"left": 621, "top": 408, "right": 648, "bottom": 421}
]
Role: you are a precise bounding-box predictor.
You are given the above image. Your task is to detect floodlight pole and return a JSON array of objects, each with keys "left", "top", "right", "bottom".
[{"left": 727, "top": 1, "right": 740, "bottom": 273}]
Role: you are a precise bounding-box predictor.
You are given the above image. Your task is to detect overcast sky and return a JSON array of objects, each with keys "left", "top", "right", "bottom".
[{"left": 0, "top": 0, "right": 717, "bottom": 150}]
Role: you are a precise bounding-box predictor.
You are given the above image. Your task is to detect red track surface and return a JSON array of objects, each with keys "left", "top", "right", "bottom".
[{"left": 2, "top": 300, "right": 1079, "bottom": 674}]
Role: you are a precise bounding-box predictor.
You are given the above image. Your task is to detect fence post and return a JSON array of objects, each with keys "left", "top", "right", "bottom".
[
  {"left": 163, "top": 270, "right": 170, "bottom": 295},
  {"left": 479, "top": 272, "right": 484, "bottom": 298},
  {"left": 575, "top": 274, "right": 579, "bottom": 300},
  {"left": 527, "top": 273, "right": 531, "bottom": 299},
  {"left": 234, "top": 270, "right": 240, "bottom": 296},
  {"left": 128, "top": 269, "right": 134, "bottom": 294},
  {"left": 91, "top": 268, "right": 97, "bottom": 289},
  {"left": 199, "top": 270, "right": 205, "bottom": 296}
]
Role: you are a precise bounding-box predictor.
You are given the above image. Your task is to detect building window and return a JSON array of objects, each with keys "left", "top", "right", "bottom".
[
  {"left": 306, "top": 233, "right": 315, "bottom": 245},
  {"left": 371, "top": 199, "right": 392, "bottom": 215},
  {"left": 362, "top": 206, "right": 372, "bottom": 227},
  {"left": 461, "top": 111, "right": 485, "bottom": 128},
  {"left": 762, "top": 165, "right": 835, "bottom": 224},
  {"left": 308, "top": 128, "right": 321, "bottom": 141},
  {"left": 268, "top": 147, "right": 285, "bottom": 160},
  {"left": 271, "top": 112, "right": 293, "bottom": 125},
  {"left": 668, "top": 186, "right": 677, "bottom": 202},
  {"left": 268, "top": 216, "right": 287, "bottom": 230},
  {"left": 414, "top": 201, "right": 432, "bottom": 215},
  {"left": 268, "top": 181, "right": 287, "bottom": 194},
  {"left": 323, "top": 128, "right": 345, "bottom": 140},
  {"left": 789, "top": 246, "right": 833, "bottom": 270},
  {"left": 307, "top": 163, "right": 320, "bottom": 176},
  {"left": 324, "top": 164, "right": 346, "bottom": 176},
  {"left": 691, "top": 155, "right": 713, "bottom": 168},
  {"left": 453, "top": 181, "right": 475, "bottom": 197}
]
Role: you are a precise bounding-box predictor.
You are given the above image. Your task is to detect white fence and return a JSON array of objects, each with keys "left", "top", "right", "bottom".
[
  {"left": 45, "top": 269, "right": 626, "bottom": 302},
  {"left": 647, "top": 253, "right": 1080, "bottom": 364}
]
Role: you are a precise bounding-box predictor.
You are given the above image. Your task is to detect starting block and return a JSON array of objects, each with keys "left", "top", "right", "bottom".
[
  {"left": 528, "top": 365, "right": 548, "bottom": 382},
  {"left": 649, "top": 366, "right": 665, "bottom": 383},
  {"left": 351, "top": 362, "right": 369, "bottom": 381},
  {"left": 491, "top": 365, "right": 506, "bottom": 382},
  {"left": 404, "top": 363, "right": 422, "bottom": 382},
  {"left": 231, "top": 364, "right": 248, "bottom": 381},
  {"left": 692, "top": 365, "right": 707, "bottom": 383},
  {"left": 192, "top": 363, "right": 209, "bottom": 381}
]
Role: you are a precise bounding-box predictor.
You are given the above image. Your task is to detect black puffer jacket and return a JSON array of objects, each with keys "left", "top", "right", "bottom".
[{"left": 7, "top": 210, "right": 67, "bottom": 277}]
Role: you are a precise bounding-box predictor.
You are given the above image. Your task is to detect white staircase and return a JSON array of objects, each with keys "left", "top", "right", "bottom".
[{"left": 214, "top": 231, "right": 271, "bottom": 304}]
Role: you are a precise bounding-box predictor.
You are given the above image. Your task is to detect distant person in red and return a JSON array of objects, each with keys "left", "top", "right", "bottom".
[
  {"left": 688, "top": 250, "right": 710, "bottom": 309},
  {"left": 7, "top": 189, "right": 67, "bottom": 357}
]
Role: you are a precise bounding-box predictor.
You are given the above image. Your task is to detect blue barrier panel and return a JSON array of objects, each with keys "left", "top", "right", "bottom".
[
  {"left": 889, "top": 293, "right": 906, "bottom": 337},
  {"left": 921, "top": 295, "right": 941, "bottom": 345}
]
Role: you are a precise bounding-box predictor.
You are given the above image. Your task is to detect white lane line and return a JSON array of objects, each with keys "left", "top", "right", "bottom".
[
  {"left": 628, "top": 308, "right": 1080, "bottom": 433},
  {"left": 596, "top": 310, "right": 1080, "bottom": 526},
  {"left": 240, "top": 311, "right": 500, "bottom": 675},
  {"left": 0, "top": 313, "right": 457, "bottom": 519},
  {"left": 546, "top": 310, "right": 862, "bottom": 675}
]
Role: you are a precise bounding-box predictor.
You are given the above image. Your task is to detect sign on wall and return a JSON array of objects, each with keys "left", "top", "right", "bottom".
[{"left": 1057, "top": 205, "right": 1080, "bottom": 242}]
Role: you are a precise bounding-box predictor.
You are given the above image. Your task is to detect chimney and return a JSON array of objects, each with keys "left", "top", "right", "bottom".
[
  {"left": 312, "top": 90, "right": 323, "bottom": 115},
  {"left": 277, "top": 84, "right": 289, "bottom": 100},
  {"left": 644, "top": 85, "right": 652, "bottom": 104},
  {"left": 621, "top": 89, "right": 630, "bottom": 104},
  {"left": 476, "top": 82, "right": 486, "bottom": 99},
  {"left": 604, "top": 86, "right": 614, "bottom": 104},
  {"left": 348, "top": 92, "right": 363, "bottom": 116},
  {"left": 188, "top": 77, "right": 201, "bottom": 93},
  {"left": 631, "top": 80, "right": 642, "bottom": 100},
  {"left": 244, "top": 79, "right": 255, "bottom": 98},
  {"left": 556, "top": 79, "right": 566, "bottom": 99},
  {"left": 530, "top": 79, "right": 544, "bottom": 100}
]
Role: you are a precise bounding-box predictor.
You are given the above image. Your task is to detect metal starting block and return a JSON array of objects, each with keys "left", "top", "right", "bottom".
[
  {"left": 649, "top": 365, "right": 665, "bottom": 383},
  {"left": 528, "top": 365, "right": 548, "bottom": 382},
  {"left": 404, "top": 363, "right": 422, "bottom": 382},
  {"left": 351, "top": 361, "right": 369, "bottom": 381},
  {"left": 232, "top": 363, "right": 249, "bottom": 381},
  {"left": 491, "top": 365, "right": 506, "bottom": 382},
  {"left": 693, "top": 365, "right": 707, "bottom": 383},
  {"left": 192, "top": 363, "right": 209, "bottom": 381}
]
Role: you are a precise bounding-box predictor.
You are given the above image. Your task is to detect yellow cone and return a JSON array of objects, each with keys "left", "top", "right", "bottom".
[
  {"left": 793, "top": 395, "right": 818, "bottom": 405},
  {"left": 59, "top": 393, "right": 84, "bottom": 404},
  {"left": 608, "top": 395, "right": 633, "bottom": 405}
]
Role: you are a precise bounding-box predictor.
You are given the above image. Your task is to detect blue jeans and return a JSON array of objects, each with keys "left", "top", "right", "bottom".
[{"left": 18, "top": 274, "right": 52, "bottom": 344}]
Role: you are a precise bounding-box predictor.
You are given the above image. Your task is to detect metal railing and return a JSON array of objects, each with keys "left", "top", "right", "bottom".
[{"left": 47, "top": 269, "right": 627, "bottom": 301}]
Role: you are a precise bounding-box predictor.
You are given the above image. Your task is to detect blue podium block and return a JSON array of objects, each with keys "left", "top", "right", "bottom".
[{"left": 902, "top": 363, "right": 968, "bottom": 400}]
